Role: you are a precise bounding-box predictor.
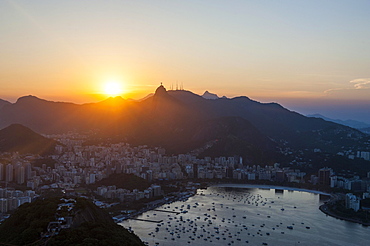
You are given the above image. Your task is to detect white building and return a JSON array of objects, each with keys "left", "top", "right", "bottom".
[{"left": 345, "top": 193, "right": 360, "bottom": 212}]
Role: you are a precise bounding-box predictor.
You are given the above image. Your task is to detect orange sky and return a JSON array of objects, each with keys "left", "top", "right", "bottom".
[{"left": 1, "top": 1, "right": 370, "bottom": 122}]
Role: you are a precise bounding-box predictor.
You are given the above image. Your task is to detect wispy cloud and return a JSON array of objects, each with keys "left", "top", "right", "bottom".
[
  {"left": 324, "top": 78, "right": 370, "bottom": 94},
  {"left": 350, "top": 78, "right": 370, "bottom": 89},
  {"left": 324, "top": 87, "right": 345, "bottom": 94}
]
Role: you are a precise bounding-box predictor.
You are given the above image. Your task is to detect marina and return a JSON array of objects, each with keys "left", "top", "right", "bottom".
[{"left": 120, "top": 185, "right": 370, "bottom": 246}]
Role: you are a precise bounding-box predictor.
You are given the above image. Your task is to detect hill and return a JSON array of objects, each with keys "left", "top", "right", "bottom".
[
  {"left": 0, "top": 197, "right": 144, "bottom": 246},
  {"left": 91, "top": 173, "right": 150, "bottom": 191},
  {"left": 0, "top": 124, "right": 57, "bottom": 155}
]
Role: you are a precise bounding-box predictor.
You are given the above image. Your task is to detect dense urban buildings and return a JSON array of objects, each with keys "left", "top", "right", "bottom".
[{"left": 0, "top": 132, "right": 369, "bottom": 217}]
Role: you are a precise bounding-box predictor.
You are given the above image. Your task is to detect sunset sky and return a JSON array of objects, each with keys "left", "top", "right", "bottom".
[{"left": 1, "top": 1, "right": 370, "bottom": 123}]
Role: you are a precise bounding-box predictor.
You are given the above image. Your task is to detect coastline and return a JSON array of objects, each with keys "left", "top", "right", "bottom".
[
  {"left": 213, "top": 183, "right": 370, "bottom": 226},
  {"left": 121, "top": 183, "right": 370, "bottom": 228},
  {"left": 212, "top": 183, "right": 331, "bottom": 196},
  {"left": 319, "top": 203, "right": 370, "bottom": 227},
  {"left": 118, "top": 183, "right": 331, "bottom": 224},
  {"left": 116, "top": 190, "right": 197, "bottom": 223}
]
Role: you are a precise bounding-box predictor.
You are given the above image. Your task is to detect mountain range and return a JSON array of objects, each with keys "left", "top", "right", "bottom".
[
  {"left": 0, "top": 86, "right": 367, "bottom": 162},
  {"left": 307, "top": 114, "right": 370, "bottom": 132}
]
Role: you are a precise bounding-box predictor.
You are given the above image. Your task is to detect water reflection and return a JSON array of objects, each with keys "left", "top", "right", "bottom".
[{"left": 275, "top": 189, "right": 284, "bottom": 194}]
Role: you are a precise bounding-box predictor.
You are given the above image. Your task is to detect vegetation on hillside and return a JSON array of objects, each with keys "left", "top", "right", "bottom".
[
  {"left": 48, "top": 221, "right": 144, "bottom": 246},
  {"left": 0, "top": 197, "right": 145, "bottom": 246},
  {"left": 0, "top": 198, "right": 59, "bottom": 245},
  {"left": 91, "top": 173, "right": 150, "bottom": 191}
]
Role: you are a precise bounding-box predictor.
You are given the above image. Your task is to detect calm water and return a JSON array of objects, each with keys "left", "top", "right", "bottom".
[{"left": 120, "top": 184, "right": 370, "bottom": 246}]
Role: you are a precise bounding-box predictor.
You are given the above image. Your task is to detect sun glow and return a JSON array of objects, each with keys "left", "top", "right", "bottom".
[{"left": 103, "top": 81, "right": 124, "bottom": 97}]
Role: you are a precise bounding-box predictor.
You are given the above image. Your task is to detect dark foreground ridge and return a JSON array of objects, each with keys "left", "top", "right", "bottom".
[{"left": 0, "top": 197, "right": 144, "bottom": 246}]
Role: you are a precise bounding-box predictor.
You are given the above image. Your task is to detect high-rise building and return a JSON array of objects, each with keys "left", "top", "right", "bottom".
[
  {"left": 5, "top": 164, "right": 13, "bottom": 183},
  {"left": 25, "top": 163, "right": 32, "bottom": 180},
  {"left": 318, "top": 167, "right": 332, "bottom": 185},
  {"left": 17, "top": 166, "right": 25, "bottom": 184},
  {"left": 0, "top": 163, "right": 3, "bottom": 181}
]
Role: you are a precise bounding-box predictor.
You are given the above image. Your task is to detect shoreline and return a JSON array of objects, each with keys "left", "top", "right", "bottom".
[
  {"left": 214, "top": 183, "right": 370, "bottom": 226},
  {"left": 118, "top": 183, "right": 331, "bottom": 224},
  {"left": 319, "top": 203, "right": 370, "bottom": 226},
  {"left": 212, "top": 183, "right": 331, "bottom": 196},
  {"left": 116, "top": 191, "right": 196, "bottom": 223},
  {"left": 121, "top": 183, "right": 370, "bottom": 228}
]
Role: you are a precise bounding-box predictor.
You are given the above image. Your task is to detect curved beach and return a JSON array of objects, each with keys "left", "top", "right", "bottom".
[{"left": 212, "top": 183, "right": 331, "bottom": 196}]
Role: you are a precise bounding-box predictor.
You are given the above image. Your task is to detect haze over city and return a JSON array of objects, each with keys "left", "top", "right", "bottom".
[{"left": 1, "top": 0, "right": 370, "bottom": 123}]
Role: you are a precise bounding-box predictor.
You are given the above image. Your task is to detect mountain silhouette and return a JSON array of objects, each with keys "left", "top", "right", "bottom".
[
  {"left": 202, "top": 91, "right": 220, "bottom": 99},
  {"left": 0, "top": 124, "right": 58, "bottom": 155},
  {"left": 0, "top": 99, "right": 11, "bottom": 110},
  {"left": 0, "top": 86, "right": 366, "bottom": 161},
  {"left": 307, "top": 114, "right": 370, "bottom": 130}
]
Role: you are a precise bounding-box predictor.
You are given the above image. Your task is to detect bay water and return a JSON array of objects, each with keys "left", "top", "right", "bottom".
[{"left": 120, "top": 184, "right": 369, "bottom": 246}]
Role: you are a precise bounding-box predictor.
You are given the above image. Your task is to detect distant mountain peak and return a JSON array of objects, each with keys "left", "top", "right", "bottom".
[
  {"left": 102, "top": 96, "right": 125, "bottom": 102},
  {"left": 98, "top": 96, "right": 126, "bottom": 108},
  {"left": 16, "top": 95, "right": 44, "bottom": 104},
  {"left": 202, "top": 91, "right": 219, "bottom": 100}
]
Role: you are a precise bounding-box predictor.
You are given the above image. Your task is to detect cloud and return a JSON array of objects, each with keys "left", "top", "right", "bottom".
[
  {"left": 324, "top": 87, "right": 345, "bottom": 94},
  {"left": 350, "top": 78, "right": 370, "bottom": 89},
  {"left": 324, "top": 78, "right": 370, "bottom": 94}
]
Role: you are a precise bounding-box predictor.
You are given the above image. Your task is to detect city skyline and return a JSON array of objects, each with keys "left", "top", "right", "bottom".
[{"left": 1, "top": 0, "right": 370, "bottom": 123}]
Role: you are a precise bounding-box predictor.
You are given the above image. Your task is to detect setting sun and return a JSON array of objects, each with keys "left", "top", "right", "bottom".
[{"left": 103, "top": 81, "right": 124, "bottom": 97}]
